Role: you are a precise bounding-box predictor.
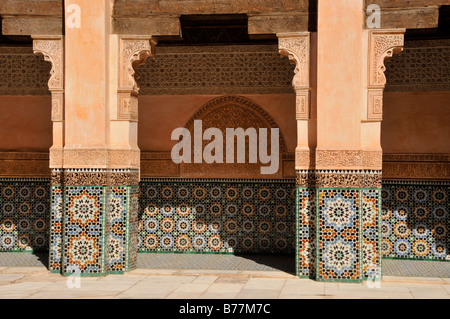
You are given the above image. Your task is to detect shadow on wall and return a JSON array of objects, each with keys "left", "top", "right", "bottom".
[
  {"left": 381, "top": 182, "right": 449, "bottom": 261},
  {"left": 137, "top": 180, "right": 296, "bottom": 260},
  {"left": 0, "top": 180, "right": 50, "bottom": 253}
]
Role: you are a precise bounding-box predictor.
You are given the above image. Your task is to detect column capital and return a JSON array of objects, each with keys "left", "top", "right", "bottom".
[
  {"left": 277, "top": 32, "right": 310, "bottom": 90},
  {"left": 32, "top": 35, "right": 64, "bottom": 92},
  {"left": 32, "top": 36, "right": 65, "bottom": 169},
  {"left": 366, "top": 29, "right": 405, "bottom": 122},
  {"left": 117, "top": 36, "right": 157, "bottom": 122}
]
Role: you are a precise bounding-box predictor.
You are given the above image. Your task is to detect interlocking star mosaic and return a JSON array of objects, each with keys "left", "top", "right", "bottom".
[
  {"left": 50, "top": 169, "right": 140, "bottom": 276},
  {"left": 0, "top": 179, "right": 50, "bottom": 252},
  {"left": 2, "top": 176, "right": 447, "bottom": 279},
  {"left": 296, "top": 170, "right": 383, "bottom": 282},
  {"left": 138, "top": 179, "right": 296, "bottom": 254},
  {"left": 381, "top": 181, "right": 449, "bottom": 261}
]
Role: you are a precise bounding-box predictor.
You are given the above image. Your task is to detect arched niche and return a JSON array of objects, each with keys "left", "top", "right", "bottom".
[{"left": 180, "top": 95, "right": 290, "bottom": 179}]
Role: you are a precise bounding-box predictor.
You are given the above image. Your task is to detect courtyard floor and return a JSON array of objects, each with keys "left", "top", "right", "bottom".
[
  {"left": 0, "top": 253, "right": 448, "bottom": 299},
  {"left": 0, "top": 266, "right": 448, "bottom": 299}
]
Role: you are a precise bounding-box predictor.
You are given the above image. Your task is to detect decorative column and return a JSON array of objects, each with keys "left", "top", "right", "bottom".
[
  {"left": 284, "top": 1, "right": 405, "bottom": 282},
  {"left": 362, "top": 29, "right": 405, "bottom": 279},
  {"left": 35, "top": 0, "right": 155, "bottom": 276},
  {"left": 32, "top": 36, "right": 65, "bottom": 273},
  {"left": 278, "top": 32, "right": 316, "bottom": 279}
]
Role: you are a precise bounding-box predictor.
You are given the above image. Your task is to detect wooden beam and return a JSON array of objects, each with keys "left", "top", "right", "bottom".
[
  {"left": 113, "top": 16, "right": 181, "bottom": 36},
  {"left": 2, "top": 16, "right": 62, "bottom": 35},
  {"left": 364, "top": 0, "right": 450, "bottom": 29},
  {"left": 0, "top": 0, "right": 62, "bottom": 16},
  {"left": 365, "top": 0, "right": 450, "bottom": 9},
  {"left": 113, "top": 0, "right": 309, "bottom": 16},
  {"left": 378, "top": 7, "right": 440, "bottom": 29},
  {"left": 248, "top": 13, "right": 309, "bottom": 35}
]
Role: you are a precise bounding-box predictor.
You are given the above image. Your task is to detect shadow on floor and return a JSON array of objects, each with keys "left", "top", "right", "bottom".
[
  {"left": 33, "top": 252, "right": 49, "bottom": 269},
  {"left": 234, "top": 254, "right": 296, "bottom": 274}
]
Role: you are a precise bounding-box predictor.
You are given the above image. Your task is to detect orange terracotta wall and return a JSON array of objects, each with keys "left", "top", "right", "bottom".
[
  {"left": 0, "top": 96, "right": 52, "bottom": 152},
  {"left": 382, "top": 92, "right": 450, "bottom": 154},
  {"left": 138, "top": 94, "right": 297, "bottom": 153}
]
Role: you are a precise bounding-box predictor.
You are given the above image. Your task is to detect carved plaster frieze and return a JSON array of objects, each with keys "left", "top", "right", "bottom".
[
  {"left": 32, "top": 36, "right": 64, "bottom": 91},
  {"left": 383, "top": 153, "right": 450, "bottom": 180},
  {"left": 62, "top": 149, "right": 141, "bottom": 169},
  {"left": 0, "top": 152, "right": 50, "bottom": 177},
  {"left": 316, "top": 150, "right": 383, "bottom": 170},
  {"left": 296, "top": 170, "right": 382, "bottom": 189},
  {"left": 118, "top": 36, "right": 156, "bottom": 122},
  {"left": 367, "top": 30, "right": 404, "bottom": 121},
  {"left": 295, "top": 149, "right": 315, "bottom": 170},
  {"left": 278, "top": 33, "right": 310, "bottom": 90},
  {"left": 33, "top": 36, "right": 65, "bottom": 122},
  {"left": 295, "top": 90, "right": 310, "bottom": 120}
]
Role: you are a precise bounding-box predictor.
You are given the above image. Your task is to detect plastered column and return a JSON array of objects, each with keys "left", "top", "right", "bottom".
[
  {"left": 35, "top": 0, "right": 154, "bottom": 276},
  {"left": 278, "top": 32, "right": 317, "bottom": 278},
  {"left": 33, "top": 36, "right": 65, "bottom": 272},
  {"left": 292, "top": 0, "right": 405, "bottom": 282}
]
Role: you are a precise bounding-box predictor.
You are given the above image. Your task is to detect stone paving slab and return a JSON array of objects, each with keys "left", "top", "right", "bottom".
[
  {"left": 0, "top": 252, "right": 448, "bottom": 279},
  {"left": 382, "top": 259, "right": 450, "bottom": 278},
  {"left": 0, "top": 266, "right": 445, "bottom": 299}
]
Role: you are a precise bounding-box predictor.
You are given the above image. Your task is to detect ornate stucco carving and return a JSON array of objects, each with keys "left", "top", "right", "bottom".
[
  {"left": 296, "top": 170, "right": 382, "bottom": 189},
  {"left": 33, "top": 36, "right": 65, "bottom": 169},
  {"left": 383, "top": 153, "right": 450, "bottom": 180},
  {"left": 32, "top": 36, "right": 64, "bottom": 122},
  {"left": 295, "top": 150, "right": 315, "bottom": 170},
  {"left": 62, "top": 149, "right": 140, "bottom": 169},
  {"left": 118, "top": 36, "right": 156, "bottom": 122},
  {"left": 182, "top": 95, "right": 288, "bottom": 179},
  {"left": 278, "top": 32, "right": 311, "bottom": 173},
  {"left": 367, "top": 30, "right": 404, "bottom": 121},
  {"left": 278, "top": 33, "right": 310, "bottom": 90},
  {"left": 32, "top": 36, "right": 64, "bottom": 92},
  {"left": 315, "top": 150, "right": 383, "bottom": 170},
  {"left": 278, "top": 32, "right": 310, "bottom": 120},
  {"left": 0, "top": 152, "right": 50, "bottom": 177}
]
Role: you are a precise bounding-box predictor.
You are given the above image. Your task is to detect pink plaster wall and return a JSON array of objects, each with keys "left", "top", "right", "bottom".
[
  {"left": 382, "top": 92, "right": 450, "bottom": 154},
  {"left": 64, "top": 0, "right": 109, "bottom": 148},
  {"left": 0, "top": 96, "right": 52, "bottom": 151},
  {"left": 316, "top": 0, "right": 363, "bottom": 150},
  {"left": 138, "top": 94, "right": 297, "bottom": 153}
]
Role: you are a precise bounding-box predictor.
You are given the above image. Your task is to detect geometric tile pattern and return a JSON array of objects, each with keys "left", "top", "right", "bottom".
[
  {"left": 0, "top": 179, "right": 50, "bottom": 252},
  {"left": 63, "top": 186, "right": 105, "bottom": 275},
  {"left": 296, "top": 188, "right": 316, "bottom": 278},
  {"left": 296, "top": 170, "right": 383, "bottom": 282},
  {"left": 107, "top": 186, "right": 127, "bottom": 273},
  {"left": 317, "top": 189, "right": 361, "bottom": 282},
  {"left": 139, "top": 179, "right": 296, "bottom": 254},
  {"left": 381, "top": 182, "right": 450, "bottom": 261},
  {"left": 50, "top": 169, "right": 141, "bottom": 276},
  {"left": 362, "top": 189, "right": 382, "bottom": 278},
  {"left": 49, "top": 185, "right": 63, "bottom": 271},
  {"left": 107, "top": 185, "right": 140, "bottom": 273}
]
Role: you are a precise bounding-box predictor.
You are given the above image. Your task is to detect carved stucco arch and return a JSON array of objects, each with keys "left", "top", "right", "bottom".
[
  {"left": 32, "top": 35, "right": 64, "bottom": 168},
  {"left": 367, "top": 29, "right": 405, "bottom": 121},
  {"left": 182, "top": 95, "right": 289, "bottom": 178},
  {"left": 118, "top": 36, "right": 156, "bottom": 122}
]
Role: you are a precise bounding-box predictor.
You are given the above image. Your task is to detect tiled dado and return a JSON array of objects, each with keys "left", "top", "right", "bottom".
[
  {"left": 50, "top": 169, "right": 139, "bottom": 276},
  {"left": 138, "top": 179, "right": 296, "bottom": 254},
  {"left": 0, "top": 178, "right": 50, "bottom": 252},
  {"left": 296, "top": 170, "right": 382, "bottom": 282},
  {"left": 381, "top": 180, "right": 449, "bottom": 261}
]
